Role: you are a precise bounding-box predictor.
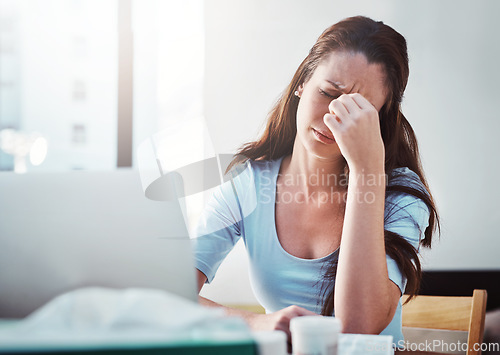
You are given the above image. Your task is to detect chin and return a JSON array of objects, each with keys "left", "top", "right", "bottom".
[{"left": 305, "top": 139, "right": 342, "bottom": 160}]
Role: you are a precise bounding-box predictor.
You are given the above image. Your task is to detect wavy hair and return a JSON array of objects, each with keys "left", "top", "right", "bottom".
[{"left": 229, "top": 16, "right": 439, "bottom": 315}]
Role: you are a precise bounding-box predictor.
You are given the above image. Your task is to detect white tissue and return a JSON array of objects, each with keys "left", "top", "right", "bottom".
[{"left": 0, "top": 287, "right": 252, "bottom": 350}]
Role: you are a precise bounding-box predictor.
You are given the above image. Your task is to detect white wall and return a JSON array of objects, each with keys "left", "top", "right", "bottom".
[{"left": 200, "top": 0, "right": 500, "bottom": 304}]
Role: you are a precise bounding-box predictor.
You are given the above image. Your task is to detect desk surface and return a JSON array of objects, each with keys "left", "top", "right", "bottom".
[
  {"left": 396, "top": 352, "right": 448, "bottom": 355},
  {"left": 0, "top": 320, "right": 257, "bottom": 355},
  {"left": 0, "top": 320, "right": 453, "bottom": 355},
  {"left": 0, "top": 343, "right": 256, "bottom": 355}
]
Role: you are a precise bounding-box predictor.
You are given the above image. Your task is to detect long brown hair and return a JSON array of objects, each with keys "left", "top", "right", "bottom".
[{"left": 229, "top": 16, "right": 439, "bottom": 315}]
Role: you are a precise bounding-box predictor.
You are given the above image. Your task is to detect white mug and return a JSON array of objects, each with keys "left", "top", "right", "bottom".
[{"left": 290, "top": 316, "right": 342, "bottom": 355}]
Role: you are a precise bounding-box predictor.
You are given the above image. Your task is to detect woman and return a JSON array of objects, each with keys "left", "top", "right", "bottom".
[{"left": 193, "top": 16, "right": 439, "bottom": 344}]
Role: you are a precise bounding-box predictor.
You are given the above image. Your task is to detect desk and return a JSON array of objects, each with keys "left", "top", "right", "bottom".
[
  {"left": 0, "top": 342, "right": 256, "bottom": 355},
  {"left": 0, "top": 319, "right": 256, "bottom": 355},
  {"left": 0, "top": 320, "right": 451, "bottom": 355},
  {"left": 0, "top": 343, "right": 450, "bottom": 355},
  {"left": 396, "top": 352, "right": 448, "bottom": 355}
]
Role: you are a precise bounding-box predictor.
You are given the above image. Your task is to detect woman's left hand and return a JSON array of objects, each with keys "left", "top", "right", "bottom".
[{"left": 323, "top": 93, "right": 385, "bottom": 171}]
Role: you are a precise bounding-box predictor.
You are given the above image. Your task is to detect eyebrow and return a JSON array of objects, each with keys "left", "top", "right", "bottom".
[
  {"left": 326, "top": 80, "right": 347, "bottom": 93},
  {"left": 325, "top": 80, "right": 377, "bottom": 109}
]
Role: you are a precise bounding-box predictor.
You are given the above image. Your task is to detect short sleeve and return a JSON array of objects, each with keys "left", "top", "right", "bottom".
[
  {"left": 193, "top": 161, "right": 258, "bottom": 284},
  {"left": 193, "top": 180, "right": 243, "bottom": 283},
  {"left": 384, "top": 193, "right": 430, "bottom": 294}
]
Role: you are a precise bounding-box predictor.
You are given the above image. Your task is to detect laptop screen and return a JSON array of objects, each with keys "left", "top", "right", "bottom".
[{"left": 0, "top": 170, "right": 197, "bottom": 318}]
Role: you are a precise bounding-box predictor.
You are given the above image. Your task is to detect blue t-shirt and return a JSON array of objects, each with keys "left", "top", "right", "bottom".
[{"left": 194, "top": 157, "right": 430, "bottom": 344}]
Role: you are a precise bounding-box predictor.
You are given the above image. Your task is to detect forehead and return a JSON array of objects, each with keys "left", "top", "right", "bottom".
[{"left": 312, "top": 51, "right": 388, "bottom": 110}]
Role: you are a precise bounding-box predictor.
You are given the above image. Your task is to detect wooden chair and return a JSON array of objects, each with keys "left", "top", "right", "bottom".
[{"left": 402, "top": 289, "right": 488, "bottom": 355}]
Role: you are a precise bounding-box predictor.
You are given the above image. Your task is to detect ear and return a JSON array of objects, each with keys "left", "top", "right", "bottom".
[{"left": 297, "top": 84, "right": 304, "bottom": 97}]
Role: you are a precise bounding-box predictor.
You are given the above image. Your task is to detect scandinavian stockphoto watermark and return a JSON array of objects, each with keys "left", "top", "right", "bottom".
[
  {"left": 259, "top": 168, "right": 388, "bottom": 207},
  {"left": 364, "top": 339, "right": 500, "bottom": 353}
]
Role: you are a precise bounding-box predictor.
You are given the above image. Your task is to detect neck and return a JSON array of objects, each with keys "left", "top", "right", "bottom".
[{"left": 281, "top": 140, "right": 347, "bottom": 193}]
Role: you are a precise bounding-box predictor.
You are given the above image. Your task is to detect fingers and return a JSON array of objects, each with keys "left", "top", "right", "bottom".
[
  {"left": 329, "top": 98, "right": 349, "bottom": 118},
  {"left": 329, "top": 94, "right": 359, "bottom": 116},
  {"left": 349, "top": 92, "right": 375, "bottom": 110},
  {"left": 291, "top": 305, "right": 319, "bottom": 316},
  {"left": 252, "top": 306, "right": 320, "bottom": 354},
  {"left": 278, "top": 306, "right": 318, "bottom": 353},
  {"left": 323, "top": 93, "right": 383, "bottom": 168},
  {"left": 278, "top": 306, "right": 319, "bottom": 332},
  {"left": 324, "top": 113, "right": 341, "bottom": 137},
  {"left": 325, "top": 93, "right": 378, "bottom": 137},
  {"left": 274, "top": 306, "right": 318, "bottom": 346},
  {"left": 329, "top": 93, "right": 376, "bottom": 120}
]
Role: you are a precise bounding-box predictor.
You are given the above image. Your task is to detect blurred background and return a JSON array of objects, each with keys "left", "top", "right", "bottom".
[{"left": 1, "top": 0, "right": 499, "bottom": 307}]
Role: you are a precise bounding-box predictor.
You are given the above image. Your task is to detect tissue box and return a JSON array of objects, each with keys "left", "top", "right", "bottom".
[{"left": 0, "top": 288, "right": 258, "bottom": 355}]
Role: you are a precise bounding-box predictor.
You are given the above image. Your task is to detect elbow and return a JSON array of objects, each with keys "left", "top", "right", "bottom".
[
  {"left": 335, "top": 287, "right": 398, "bottom": 334},
  {"left": 339, "top": 311, "right": 392, "bottom": 335},
  {"left": 341, "top": 320, "right": 387, "bottom": 335}
]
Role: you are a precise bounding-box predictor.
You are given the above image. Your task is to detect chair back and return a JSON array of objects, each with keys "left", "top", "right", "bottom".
[{"left": 402, "top": 289, "right": 487, "bottom": 355}]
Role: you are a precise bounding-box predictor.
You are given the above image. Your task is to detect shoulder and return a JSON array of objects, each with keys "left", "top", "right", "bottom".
[
  {"left": 384, "top": 167, "right": 430, "bottom": 231},
  {"left": 214, "top": 158, "right": 281, "bottom": 213},
  {"left": 387, "top": 167, "right": 428, "bottom": 195},
  {"left": 245, "top": 158, "right": 282, "bottom": 175},
  {"left": 224, "top": 158, "right": 282, "bottom": 185}
]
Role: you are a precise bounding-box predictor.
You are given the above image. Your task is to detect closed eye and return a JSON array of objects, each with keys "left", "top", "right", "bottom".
[{"left": 319, "top": 89, "right": 340, "bottom": 100}]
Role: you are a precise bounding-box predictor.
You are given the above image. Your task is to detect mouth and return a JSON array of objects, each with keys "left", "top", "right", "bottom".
[{"left": 312, "top": 128, "right": 336, "bottom": 144}]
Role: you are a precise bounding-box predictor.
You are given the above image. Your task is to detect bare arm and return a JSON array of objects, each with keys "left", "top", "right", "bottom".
[
  {"left": 197, "top": 270, "right": 264, "bottom": 324},
  {"left": 333, "top": 169, "right": 400, "bottom": 333},
  {"left": 325, "top": 93, "right": 401, "bottom": 333},
  {"left": 196, "top": 269, "right": 316, "bottom": 340}
]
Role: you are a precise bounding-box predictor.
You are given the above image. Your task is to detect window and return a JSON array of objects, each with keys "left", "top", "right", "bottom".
[
  {"left": 0, "top": 0, "right": 205, "bottom": 173},
  {"left": 0, "top": 0, "right": 118, "bottom": 172}
]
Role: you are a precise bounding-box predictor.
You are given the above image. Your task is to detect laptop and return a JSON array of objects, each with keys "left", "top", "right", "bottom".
[{"left": 0, "top": 170, "right": 197, "bottom": 319}]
